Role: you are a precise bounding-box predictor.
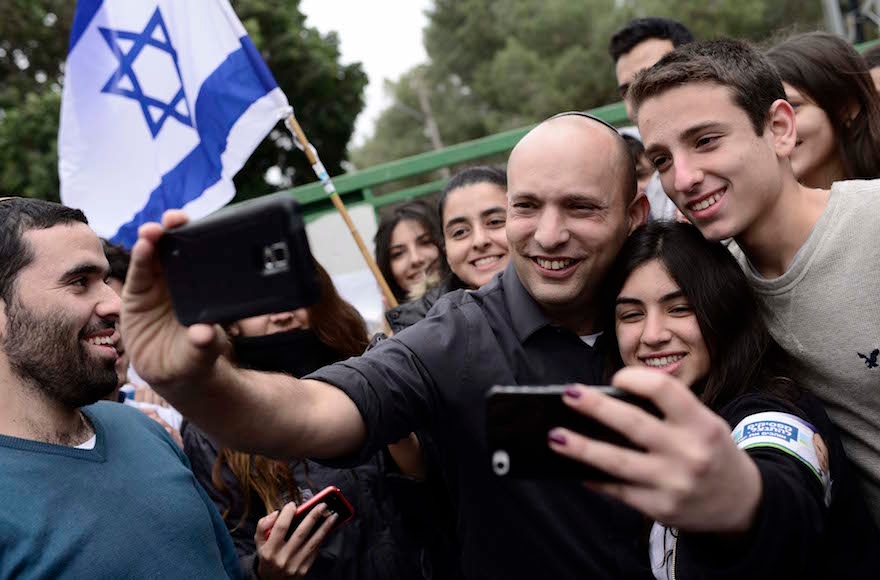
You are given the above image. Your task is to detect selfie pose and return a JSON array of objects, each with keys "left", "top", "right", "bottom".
[
  {"left": 123, "top": 114, "right": 655, "bottom": 580},
  {"left": 183, "top": 262, "right": 423, "bottom": 579},
  {"left": 628, "top": 38, "right": 880, "bottom": 524},
  {"left": 549, "top": 222, "right": 880, "bottom": 578}
]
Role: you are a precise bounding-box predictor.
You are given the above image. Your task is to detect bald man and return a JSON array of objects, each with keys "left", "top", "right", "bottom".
[{"left": 121, "top": 113, "right": 650, "bottom": 580}]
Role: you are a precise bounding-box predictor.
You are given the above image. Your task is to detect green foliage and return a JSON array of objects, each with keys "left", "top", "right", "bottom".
[
  {"left": 0, "top": 1, "right": 71, "bottom": 201},
  {"left": 352, "top": 0, "right": 826, "bottom": 170},
  {"left": 0, "top": 0, "right": 73, "bottom": 109},
  {"left": 231, "top": 0, "right": 367, "bottom": 201},
  {"left": 0, "top": 0, "right": 367, "bottom": 204},
  {"left": 632, "top": 0, "right": 824, "bottom": 44},
  {"left": 0, "top": 90, "right": 62, "bottom": 201}
]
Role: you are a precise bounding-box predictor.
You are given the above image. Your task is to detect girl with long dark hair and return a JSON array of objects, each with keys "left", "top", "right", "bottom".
[
  {"left": 384, "top": 166, "right": 508, "bottom": 333},
  {"left": 766, "top": 32, "right": 880, "bottom": 188},
  {"left": 373, "top": 201, "right": 446, "bottom": 305},
  {"left": 550, "top": 222, "right": 879, "bottom": 578},
  {"left": 378, "top": 167, "right": 509, "bottom": 580}
]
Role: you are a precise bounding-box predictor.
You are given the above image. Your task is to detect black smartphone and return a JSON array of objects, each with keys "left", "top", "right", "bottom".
[
  {"left": 157, "top": 193, "right": 320, "bottom": 326},
  {"left": 485, "top": 385, "right": 663, "bottom": 481},
  {"left": 279, "top": 486, "right": 355, "bottom": 542}
]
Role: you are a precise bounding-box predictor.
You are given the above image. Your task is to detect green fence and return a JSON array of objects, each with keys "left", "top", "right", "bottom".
[
  {"left": 285, "top": 100, "right": 627, "bottom": 222},
  {"left": 286, "top": 39, "right": 878, "bottom": 222}
]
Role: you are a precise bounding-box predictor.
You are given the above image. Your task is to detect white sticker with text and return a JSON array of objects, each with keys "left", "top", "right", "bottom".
[{"left": 731, "top": 411, "right": 831, "bottom": 505}]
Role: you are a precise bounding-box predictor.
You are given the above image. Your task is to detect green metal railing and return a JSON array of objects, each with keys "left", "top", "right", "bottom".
[
  {"left": 287, "top": 101, "right": 628, "bottom": 221},
  {"left": 286, "top": 38, "right": 878, "bottom": 222}
]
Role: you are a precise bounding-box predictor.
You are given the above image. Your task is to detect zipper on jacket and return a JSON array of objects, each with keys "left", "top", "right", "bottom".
[{"left": 670, "top": 534, "right": 678, "bottom": 580}]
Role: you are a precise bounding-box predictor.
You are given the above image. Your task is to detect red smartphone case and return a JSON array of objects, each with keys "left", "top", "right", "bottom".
[{"left": 266, "top": 485, "right": 355, "bottom": 542}]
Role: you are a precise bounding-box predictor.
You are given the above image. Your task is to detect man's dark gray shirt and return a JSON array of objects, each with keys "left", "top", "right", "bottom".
[{"left": 308, "top": 263, "right": 650, "bottom": 579}]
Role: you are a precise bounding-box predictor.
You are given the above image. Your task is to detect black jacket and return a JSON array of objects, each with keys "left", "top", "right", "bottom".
[
  {"left": 385, "top": 276, "right": 465, "bottom": 334},
  {"left": 666, "top": 391, "right": 880, "bottom": 579},
  {"left": 182, "top": 423, "right": 424, "bottom": 580}
]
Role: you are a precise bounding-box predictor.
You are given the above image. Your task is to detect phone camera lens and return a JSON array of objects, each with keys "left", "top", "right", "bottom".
[{"left": 492, "top": 450, "right": 510, "bottom": 476}]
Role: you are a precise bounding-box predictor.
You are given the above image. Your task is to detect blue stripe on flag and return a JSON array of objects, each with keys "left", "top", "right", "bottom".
[
  {"left": 69, "top": 0, "right": 105, "bottom": 54},
  {"left": 111, "top": 37, "right": 278, "bottom": 247}
]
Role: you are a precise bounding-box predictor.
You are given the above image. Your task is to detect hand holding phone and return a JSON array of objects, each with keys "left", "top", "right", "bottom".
[
  {"left": 486, "top": 384, "right": 662, "bottom": 481},
  {"left": 256, "top": 487, "right": 355, "bottom": 579},
  {"left": 262, "top": 486, "right": 355, "bottom": 542},
  {"left": 255, "top": 501, "right": 333, "bottom": 579},
  {"left": 122, "top": 210, "right": 231, "bottom": 391},
  {"left": 157, "top": 193, "right": 319, "bottom": 326},
  {"left": 546, "top": 369, "right": 764, "bottom": 533}
]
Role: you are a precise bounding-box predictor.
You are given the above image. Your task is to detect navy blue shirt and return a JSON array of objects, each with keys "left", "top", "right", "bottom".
[{"left": 309, "top": 263, "right": 651, "bottom": 579}]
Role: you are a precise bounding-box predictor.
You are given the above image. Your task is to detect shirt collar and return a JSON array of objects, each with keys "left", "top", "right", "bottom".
[{"left": 500, "top": 261, "right": 554, "bottom": 343}]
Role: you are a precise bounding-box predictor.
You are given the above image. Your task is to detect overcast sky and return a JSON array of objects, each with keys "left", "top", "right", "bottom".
[{"left": 299, "top": 0, "right": 432, "bottom": 147}]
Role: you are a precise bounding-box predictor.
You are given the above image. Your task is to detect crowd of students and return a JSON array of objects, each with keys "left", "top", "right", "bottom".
[{"left": 2, "top": 15, "right": 880, "bottom": 580}]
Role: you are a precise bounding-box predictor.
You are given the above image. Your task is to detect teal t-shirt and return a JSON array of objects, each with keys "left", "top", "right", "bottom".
[{"left": 0, "top": 401, "right": 241, "bottom": 579}]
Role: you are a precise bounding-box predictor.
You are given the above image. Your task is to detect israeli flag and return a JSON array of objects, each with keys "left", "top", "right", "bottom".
[{"left": 59, "top": 0, "right": 291, "bottom": 247}]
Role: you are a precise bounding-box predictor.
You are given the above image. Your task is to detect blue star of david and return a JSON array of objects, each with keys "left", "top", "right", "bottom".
[{"left": 99, "top": 8, "right": 193, "bottom": 138}]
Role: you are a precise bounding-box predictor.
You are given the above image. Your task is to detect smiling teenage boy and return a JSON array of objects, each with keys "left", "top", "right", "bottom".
[{"left": 629, "top": 38, "right": 880, "bottom": 524}]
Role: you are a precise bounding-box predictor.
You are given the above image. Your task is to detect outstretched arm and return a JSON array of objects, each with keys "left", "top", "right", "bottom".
[
  {"left": 548, "top": 368, "right": 838, "bottom": 577},
  {"left": 121, "top": 211, "right": 366, "bottom": 460},
  {"left": 548, "top": 367, "right": 762, "bottom": 533}
]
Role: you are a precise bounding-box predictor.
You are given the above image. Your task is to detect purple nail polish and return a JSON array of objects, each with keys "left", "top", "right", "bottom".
[
  {"left": 548, "top": 431, "right": 567, "bottom": 445},
  {"left": 564, "top": 386, "right": 582, "bottom": 399}
]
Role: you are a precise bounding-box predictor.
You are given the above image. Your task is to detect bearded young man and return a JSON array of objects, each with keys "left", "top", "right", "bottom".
[{"left": 0, "top": 198, "right": 241, "bottom": 579}]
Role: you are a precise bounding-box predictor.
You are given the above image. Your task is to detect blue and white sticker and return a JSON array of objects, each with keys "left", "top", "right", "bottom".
[{"left": 731, "top": 411, "right": 832, "bottom": 506}]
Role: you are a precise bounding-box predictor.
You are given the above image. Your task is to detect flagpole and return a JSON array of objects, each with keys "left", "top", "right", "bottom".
[{"left": 285, "top": 114, "right": 399, "bottom": 308}]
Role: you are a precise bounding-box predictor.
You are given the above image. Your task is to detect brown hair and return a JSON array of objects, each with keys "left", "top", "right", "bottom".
[
  {"left": 214, "top": 260, "right": 368, "bottom": 526},
  {"left": 212, "top": 451, "right": 304, "bottom": 527},
  {"left": 629, "top": 38, "right": 786, "bottom": 135},
  {"left": 307, "top": 260, "right": 370, "bottom": 357},
  {"left": 374, "top": 200, "right": 446, "bottom": 302},
  {"left": 766, "top": 32, "right": 880, "bottom": 181}
]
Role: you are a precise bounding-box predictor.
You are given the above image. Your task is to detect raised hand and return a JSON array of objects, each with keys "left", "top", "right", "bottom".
[
  {"left": 121, "top": 211, "right": 228, "bottom": 389},
  {"left": 548, "top": 367, "right": 762, "bottom": 533}
]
